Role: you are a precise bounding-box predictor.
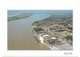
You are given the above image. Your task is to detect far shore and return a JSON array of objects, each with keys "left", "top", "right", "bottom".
[{"left": 8, "top": 13, "right": 32, "bottom": 21}]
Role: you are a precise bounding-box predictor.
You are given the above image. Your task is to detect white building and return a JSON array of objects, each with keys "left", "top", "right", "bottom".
[{"left": 38, "top": 34, "right": 50, "bottom": 43}]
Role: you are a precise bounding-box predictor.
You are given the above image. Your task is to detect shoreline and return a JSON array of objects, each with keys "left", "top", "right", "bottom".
[
  {"left": 8, "top": 13, "right": 32, "bottom": 21},
  {"left": 33, "top": 35, "right": 73, "bottom": 50}
]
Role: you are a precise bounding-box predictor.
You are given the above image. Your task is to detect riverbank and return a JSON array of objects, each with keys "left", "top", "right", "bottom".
[
  {"left": 33, "top": 34, "right": 72, "bottom": 50},
  {"left": 8, "top": 13, "right": 32, "bottom": 21}
]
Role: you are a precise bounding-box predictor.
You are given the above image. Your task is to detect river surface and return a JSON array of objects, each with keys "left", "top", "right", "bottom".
[{"left": 8, "top": 13, "right": 50, "bottom": 50}]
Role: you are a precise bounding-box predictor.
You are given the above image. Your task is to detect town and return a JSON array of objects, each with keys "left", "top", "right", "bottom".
[{"left": 32, "top": 14, "right": 73, "bottom": 50}]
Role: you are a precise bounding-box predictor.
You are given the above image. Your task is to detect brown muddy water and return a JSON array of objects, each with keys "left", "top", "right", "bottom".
[{"left": 8, "top": 14, "right": 50, "bottom": 50}]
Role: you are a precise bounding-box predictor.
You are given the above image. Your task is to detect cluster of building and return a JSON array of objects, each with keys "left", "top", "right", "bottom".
[
  {"left": 32, "top": 25, "right": 72, "bottom": 50},
  {"left": 32, "top": 15, "right": 73, "bottom": 50}
]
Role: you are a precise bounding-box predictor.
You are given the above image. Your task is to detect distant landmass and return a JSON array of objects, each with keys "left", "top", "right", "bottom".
[{"left": 8, "top": 13, "right": 32, "bottom": 21}]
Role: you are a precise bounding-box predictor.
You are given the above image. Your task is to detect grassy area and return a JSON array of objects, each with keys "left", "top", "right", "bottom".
[{"left": 33, "top": 27, "right": 44, "bottom": 33}]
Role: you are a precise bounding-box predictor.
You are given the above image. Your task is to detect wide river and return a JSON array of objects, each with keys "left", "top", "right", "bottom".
[{"left": 8, "top": 13, "right": 50, "bottom": 50}]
